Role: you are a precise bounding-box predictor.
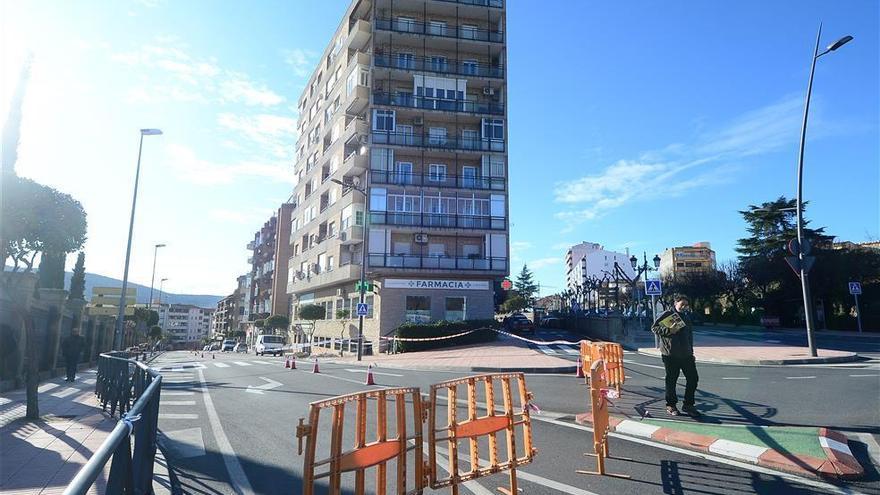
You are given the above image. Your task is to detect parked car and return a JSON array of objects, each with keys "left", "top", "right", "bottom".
[
  {"left": 221, "top": 339, "right": 236, "bottom": 352},
  {"left": 209, "top": 343, "right": 221, "bottom": 351},
  {"left": 234, "top": 343, "right": 248, "bottom": 353},
  {"left": 503, "top": 313, "right": 535, "bottom": 334},
  {"left": 203, "top": 345, "right": 210, "bottom": 351},
  {"left": 255, "top": 334, "right": 285, "bottom": 356},
  {"left": 539, "top": 316, "right": 562, "bottom": 328}
]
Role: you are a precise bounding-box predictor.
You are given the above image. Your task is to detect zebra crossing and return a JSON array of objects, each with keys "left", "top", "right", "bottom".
[{"left": 156, "top": 359, "right": 276, "bottom": 372}]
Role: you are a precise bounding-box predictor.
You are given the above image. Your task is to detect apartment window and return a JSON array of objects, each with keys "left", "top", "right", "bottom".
[
  {"left": 355, "top": 210, "right": 365, "bottom": 226},
  {"left": 396, "top": 52, "right": 415, "bottom": 70},
  {"left": 462, "top": 166, "right": 477, "bottom": 188},
  {"left": 459, "top": 24, "right": 479, "bottom": 40},
  {"left": 428, "top": 20, "right": 447, "bottom": 36},
  {"left": 326, "top": 255, "right": 334, "bottom": 272},
  {"left": 462, "top": 130, "right": 479, "bottom": 149},
  {"left": 336, "top": 298, "right": 345, "bottom": 317},
  {"left": 396, "top": 16, "right": 417, "bottom": 33},
  {"left": 482, "top": 155, "right": 505, "bottom": 177},
  {"left": 482, "top": 118, "right": 504, "bottom": 140},
  {"left": 445, "top": 297, "right": 466, "bottom": 321},
  {"left": 388, "top": 193, "right": 420, "bottom": 212},
  {"left": 359, "top": 67, "right": 369, "bottom": 87},
  {"left": 429, "top": 56, "right": 448, "bottom": 73},
  {"left": 405, "top": 296, "right": 431, "bottom": 323},
  {"left": 428, "top": 163, "right": 447, "bottom": 182},
  {"left": 365, "top": 295, "right": 374, "bottom": 318},
  {"left": 372, "top": 110, "right": 395, "bottom": 131},
  {"left": 328, "top": 221, "right": 336, "bottom": 237},
  {"left": 371, "top": 147, "right": 394, "bottom": 171},
  {"left": 393, "top": 161, "right": 413, "bottom": 184},
  {"left": 462, "top": 59, "right": 479, "bottom": 76},
  {"left": 428, "top": 243, "right": 446, "bottom": 257},
  {"left": 424, "top": 195, "right": 455, "bottom": 214},
  {"left": 428, "top": 127, "right": 447, "bottom": 146}
]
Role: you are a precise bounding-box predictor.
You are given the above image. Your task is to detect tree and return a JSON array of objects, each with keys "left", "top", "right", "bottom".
[
  {"left": 265, "top": 314, "right": 290, "bottom": 335},
  {"left": 233, "top": 330, "right": 246, "bottom": 339},
  {"left": 335, "top": 309, "right": 350, "bottom": 356},
  {"left": 500, "top": 294, "right": 528, "bottom": 314},
  {"left": 298, "top": 304, "right": 325, "bottom": 350},
  {"left": 69, "top": 252, "right": 86, "bottom": 300},
  {"left": 149, "top": 325, "right": 163, "bottom": 341},
  {"left": 514, "top": 265, "right": 539, "bottom": 307},
  {"left": 254, "top": 319, "right": 265, "bottom": 331}
]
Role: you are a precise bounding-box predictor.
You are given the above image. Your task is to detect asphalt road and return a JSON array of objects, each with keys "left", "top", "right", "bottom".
[{"left": 151, "top": 349, "right": 880, "bottom": 495}]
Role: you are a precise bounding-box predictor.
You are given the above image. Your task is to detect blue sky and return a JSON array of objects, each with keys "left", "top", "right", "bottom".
[{"left": 2, "top": 1, "right": 877, "bottom": 297}]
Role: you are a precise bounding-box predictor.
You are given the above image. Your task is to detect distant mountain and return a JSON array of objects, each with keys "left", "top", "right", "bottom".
[{"left": 60, "top": 271, "right": 224, "bottom": 308}]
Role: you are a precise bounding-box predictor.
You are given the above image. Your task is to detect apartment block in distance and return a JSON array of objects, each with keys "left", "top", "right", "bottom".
[
  {"left": 565, "top": 242, "right": 636, "bottom": 292},
  {"left": 157, "top": 304, "right": 214, "bottom": 347},
  {"left": 659, "top": 242, "right": 717, "bottom": 279},
  {"left": 247, "top": 205, "right": 294, "bottom": 322},
  {"left": 286, "top": 0, "right": 509, "bottom": 348}
]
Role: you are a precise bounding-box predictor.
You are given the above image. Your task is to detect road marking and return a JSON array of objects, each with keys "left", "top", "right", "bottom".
[
  {"left": 432, "top": 449, "right": 494, "bottom": 495},
  {"left": 172, "top": 367, "right": 184, "bottom": 372},
  {"left": 562, "top": 348, "right": 580, "bottom": 355},
  {"left": 537, "top": 345, "right": 558, "bottom": 355},
  {"left": 213, "top": 362, "right": 230, "bottom": 368},
  {"left": 161, "top": 401, "right": 196, "bottom": 406},
  {"left": 849, "top": 374, "right": 879, "bottom": 377},
  {"left": 197, "top": 368, "right": 254, "bottom": 494},
  {"left": 345, "top": 369, "right": 403, "bottom": 377},
  {"left": 51, "top": 387, "right": 80, "bottom": 398},
  {"left": 249, "top": 361, "right": 270, "bottom": 365},
  {"left": 159, "top": 413, "right": 199, "bottom": 419},
  {"left": 233, "top": 361, "right": 252, "bottom": 367},
  {"left": 38, "top": 383, "right": 59, "bottom": 393},
  {"left": 294, "top": 368, "right": 381, "bottom": 386},
  {"left": 722, "top": 377, "right": 750, "bottom": 380},
  {"left": 625, "top": 361, "right": 665, "bottom": 370},
  {"left": 82, "top": 378, "right": 96, "bottom": 385},
  {"left": 164, "top": 376, "right": 193, "bottom": 382},
  {"left": 161, "top": 427, "right": 205, "bottom": 459},
  {"left": 785, "top": 376, "right": 816, "bottom": 379},
  {"left": 246, "top": 377, "right": 284, "bottom": 394},
  {"left": 162, "top": 391, "right": 195, "bottom": 396}
]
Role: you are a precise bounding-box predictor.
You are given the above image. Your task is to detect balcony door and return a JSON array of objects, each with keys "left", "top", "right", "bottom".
[
  {"left": 428, "top": 127, "right": 447, "bottom": 147},
  {"left": 392, "top": 161, "right": 413, "bottom": 185},
  {"left": 461, "top": 166, "right": 477, "bottom": 189},
  {"left": 396, "top": 52, "right": 415, "bottom": 70}
]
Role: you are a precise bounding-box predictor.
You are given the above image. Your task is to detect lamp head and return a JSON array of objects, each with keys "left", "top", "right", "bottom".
[
  {"left": 156, "top": 243, "right": 167, "bottom": 248},
  {"left": 141, "top": 129, "right": 163, "bottom": 136},
  {"left": 629, "top": 255, "right": 638, "bottom": 270},
  {"left": 826, "top": 35, "right": 853, "bottom": 52},
  {"left": 653, "top": 254, "right": 661, "bottom": 268}
]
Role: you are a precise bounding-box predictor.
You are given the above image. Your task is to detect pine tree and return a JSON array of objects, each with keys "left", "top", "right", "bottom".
[
  {"left": 514, "top": 265, "right": 539, "bottom": 306},
  {"left": 69, "top": 252, "right": 86, "bottom": 300}
]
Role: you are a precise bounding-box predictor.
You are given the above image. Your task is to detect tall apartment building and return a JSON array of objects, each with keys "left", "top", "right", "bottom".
[
  {"left": 157, "top": 304, "right": 214, "bottom": 346},
  {"left": 565, "top": 242, "right": 635, "bottom": 291},
  {"left": 211, "top": 294, "right": 236, "bottom": 338},
  {"left": 659, "top": 242, "right": 717, "bottom": 279},
  {"left": 247, "top": 215, "right": 278, "bottom": 319},
  {"left": 287, "top": 0, "right": 509, "bottom": 346}
]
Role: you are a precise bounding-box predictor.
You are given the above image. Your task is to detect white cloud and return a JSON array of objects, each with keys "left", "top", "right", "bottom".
[
  {"left": 284, "top": 48, "right": 317, "bottom": 78},
  {"left": 217, "top": 112, "right": 298, "bottom": 159},
  {"left": 165, "top": 144, "right": 293, "bottom": 185},
  {"left": 220, "top": 75, "right": 284, "bottom": 106},
  {"left": 528, "top": 257, "right": 563, "bottom": 269},
  {"left": 509, "top": 240, "right": 532, "bottom": 261}
]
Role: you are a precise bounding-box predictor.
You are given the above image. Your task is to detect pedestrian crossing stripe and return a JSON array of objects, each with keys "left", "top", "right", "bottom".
[
  {"left": 232, "top": 362, "right": 252, "bottom": 366},
  {"left": 213, "top": 363, "right": 230, "bottom": 368}
]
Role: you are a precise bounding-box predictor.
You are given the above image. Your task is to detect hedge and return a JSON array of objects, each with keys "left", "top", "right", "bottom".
[{"left": 392, "top": 319, "right": 500, "bottom": 353}]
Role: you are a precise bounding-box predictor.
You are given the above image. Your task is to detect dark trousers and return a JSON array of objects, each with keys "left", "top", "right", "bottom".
[
  {"left": 661, "top": 355, "right": 699, "bottom": 407},
  {"left": 65, "top": 358, "right": 77, "bottom": 382}
]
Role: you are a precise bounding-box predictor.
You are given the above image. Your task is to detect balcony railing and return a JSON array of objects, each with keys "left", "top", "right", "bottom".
[
  {"left": 372, "top": 91, "right": 503, "bottom": 116},
  {"left": 374, "top": 52, "right": 504, "bottom": 79},
  {"left": 433, "top": 0, "right": 503, "bottom": 7},
  {"left": 369, "top": 253, "right": 508, "bottom": 271},
  {"left": 372, "top": 130, "right": 505, "bottom": 152},
  {"left": 370, "top": 169, "right": 505, "bottom": 191},
  {"left": 369, "top": 211, "right": 506, "bottom": 230},
  {"left": 375, "top": 18, "right": 503, "bottom": 43}
]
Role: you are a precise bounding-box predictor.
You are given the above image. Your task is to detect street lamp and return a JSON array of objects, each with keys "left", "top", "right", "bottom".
[
  {"left": 148, "top": 243, "right": 166, "bottom": 311},
  {"left": 330, "top": 177, "right": 368, "bottom": 361},
  {"left": 158, "top": 278, "right": 169, "bottom": 306},
  {"left": 114, "top": 128, "right": 163, "bottom": 350},
  {"left": 795, "top": 26, "right": 852, "bottom": 357}
]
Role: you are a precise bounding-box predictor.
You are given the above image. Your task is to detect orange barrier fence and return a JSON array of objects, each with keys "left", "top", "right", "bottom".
[
  {"left": 295, "top": 387, "right": 425, "bottom": 495},
  {"left": 577, "top": 359, "right": 629, "bottom": 478},
  {"left": 428, "top": 373, "right": 536, "bottom": 495},
  {"left": 580, "top": 341, "right": 625, "bottom": 393}
]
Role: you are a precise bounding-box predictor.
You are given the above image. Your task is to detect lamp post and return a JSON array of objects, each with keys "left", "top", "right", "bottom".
[
  {"left": 159, "top": 278, "right": 168, "bottom": 306},
  {"left": 795, "top": 26, "right": 852, "bottom": 357},
  {"left": 148, "top": 243, "right": 166, "bottom": 311},
  {"left": 331, "top": 177, "right": 368, "bottom": 361},
  {"left": 114, "top": 128, "right": 163, "bottom": 350}
]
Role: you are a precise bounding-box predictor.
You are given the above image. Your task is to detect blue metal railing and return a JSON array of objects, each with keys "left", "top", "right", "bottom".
[{"left": 64, "top": 352, "right": 162, "bottom": 495}]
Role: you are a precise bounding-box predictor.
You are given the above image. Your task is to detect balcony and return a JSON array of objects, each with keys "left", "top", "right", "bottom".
[
  {"left": 369, "top": 253, "right": 507, "bottom": 271},
  {"left": 374, "top": 52, "right": 503, "bottom": 79},
  {"left": 345, "top": 84, "right": 370, "bottom": 114},
  {"left": 369, "top": 211, "right": 506, "bottom": 230},
  {"left": 370, "top": 169, "right": 505, "bottom": 191},
  {"left": 289, "top": 262, "right": 361, "bottom": 293},
  {"left": 347, "top": 19, "right": 371, "bottom": 51},
  {"left": 372, "top": 130, "right": 505, "bottom": 153},
  {"left": 372, "top": 91, "right": 503, "bottom": 116},
  {"left": 433, "top": 0, "right": 504, "bottom": 8},
  {"left": 342, "top": 149, "right": 368, "bottom": 176},
  {"left": 339, "top": 224, "right": 364, "bottom": 245},
  {"left": 375, "top": 18, "right": 503, "bottom": 43}
]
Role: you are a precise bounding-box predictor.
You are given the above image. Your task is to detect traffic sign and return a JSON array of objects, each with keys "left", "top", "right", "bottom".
[
  {"left": 785, "top": 255, "right": 815, "bottom": 275},
  {"left": 356, "top": 303, "right": 369, "bottom": 317},
  {"left": 354, "top": 281, "right": 373, "bottom": 292},
  {"left": 501, "top": 279, "right": 513, "bottom": 291},
  {"left": 849, "top": 282, "right": 862, "bottom": 295},
  {"left": 644, "top": 280, "right": 662, "bottom": 296}
]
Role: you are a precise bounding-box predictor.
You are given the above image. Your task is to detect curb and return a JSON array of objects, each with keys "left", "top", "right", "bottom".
[
  {"left": 635, "top": 349, "right": 860, "bottom": 366},
  {"left": 574, "top": 414, "right": 863, "bottom": 480},
  {"left": 322, "top": 358, "right": 577, "bottom": 374}
]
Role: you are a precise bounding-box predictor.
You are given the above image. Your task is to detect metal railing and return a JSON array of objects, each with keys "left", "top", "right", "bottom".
[
  {"left": 372, "top": 130, "right": 505, "bottom": 152},
  {"left": 64, "top": 351, "right": 162, "bottom": 495},
  {"left": 372, "top": 91, "right": 504, "bottom": 115},
  {"left": 375, "top": 52, "right": 504, "bottom": 79},
  {"left": 369, "top": 253, "right": 508, "bottom": 270},
  {"left": 370, "top": 169, "right": 506, "bottom": 190},
  {"left": 433, "top": 0, "right": 504, "bottom": 8},
  {"left": 375, "top": 17, "right": 503, "bottom": 43},
  {"left": 369, "top": 210, "right": 506, "bottom": 230}
]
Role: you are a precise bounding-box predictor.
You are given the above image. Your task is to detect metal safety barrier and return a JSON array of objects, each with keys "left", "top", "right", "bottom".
[
  {"left": 295, "top": 387, "right": 425, "bottom": 495},
  {"left": 64, "top": 352, "right": 162, "bottom": 495},
  {"left": 577, "top": 359, "right": 629, "bottom": 478},
  {"left": 429, "top": 373, "right": 536, "bottom": 495}
]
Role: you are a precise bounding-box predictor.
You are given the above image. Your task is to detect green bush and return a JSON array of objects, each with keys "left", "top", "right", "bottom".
[{"left": 393, "top": 319, "right": 500, "bottom": 353}]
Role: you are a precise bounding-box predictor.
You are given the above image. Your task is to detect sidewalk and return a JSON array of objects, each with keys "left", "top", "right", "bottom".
[
  {"left": 323, "top": 336, "right": 577, "bottom": 373},
  {"left": 637, "top": 330, "right": 858, "bottom": 365}
]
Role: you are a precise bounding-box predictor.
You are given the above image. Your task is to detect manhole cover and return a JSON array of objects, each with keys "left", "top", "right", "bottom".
[{"left": 44, "top": 414, "right": 79, "bottom": 421}]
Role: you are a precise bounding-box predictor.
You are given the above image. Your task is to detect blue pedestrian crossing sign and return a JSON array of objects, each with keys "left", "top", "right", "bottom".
[
  {"left": 849, "top": 282, "right": 862, "bottom": 295},
  {"left": 356, "top": 303, "right": 369, "bottom": 317},
  {"left": 645, "top": 280, "right": 662, "bottom": 296}
]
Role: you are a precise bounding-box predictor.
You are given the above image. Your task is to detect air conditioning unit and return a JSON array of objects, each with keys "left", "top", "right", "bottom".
[
  {"left": 312, "top": 263, "right": 321, "bottom": 273},
  {"left": 413, "top": 116, "right": 424, "bottom": 125},
  {"left": 482, "top": 87, "right": 495, "bottom": 96},
  {"left": 340, "top": 232, "right": 348, "bottom": 241},
  {"left": 414, "top": 233, "right": 429, "bottom": 244}
]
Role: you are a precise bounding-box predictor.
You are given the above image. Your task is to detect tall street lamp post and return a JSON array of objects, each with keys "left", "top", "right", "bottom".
[
  {"left": 795, "top": 25, "right": 852, "bottom": 357},
  {"left": 148, "top": 243, "right": 166, "bottom": 311},
  {"left": 114, "top": 128, "right": 163, "bottom": 350},
  {"left": 331, "top": 177, "right": 368, "bottom": 361}
]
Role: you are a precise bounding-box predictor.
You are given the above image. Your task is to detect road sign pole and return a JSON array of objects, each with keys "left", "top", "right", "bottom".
[{"left": 854, "top": 293, "right": 863, "bottom": 334}]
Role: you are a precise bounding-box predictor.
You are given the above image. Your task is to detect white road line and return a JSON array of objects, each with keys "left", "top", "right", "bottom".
[
  {"left": 722, "top": 377, "right": 750, "bottom": 380},
  {"left": 785, "top": 376, "right": 816, "bottom": 380},
  {"left": 82, "top": 378, "right": 97, "bottom": 385},
  {"left": 38, "top": 383, "right": 59, "bottom": 393},
  {"left": 51, "top": 387, "right": 80, "bottom": 399},
  {"left": 159, "top": 413, "right": 199, "bottom": 419},
  {"left": 232, "top": 361, "right": 252, "bottom": 367},
  {"left": 213, "top": 362, "right": 230, "bottom": 368},
  {"left": 161, "top": 401, "right": 196, "bottom": 406},
  {"left": 162, "top": 391, "right": 195, "bottom": 396},
  {"left": 849, "top": 374, "right": 879, "bottom": 377},
  {"left": 171, "top": 367, "right": 184, "bottom": 372},
  {"left": 197, "top": 368, "right": 254, "bottom": 494},
  {"left": 345, "top": 369, "right": 403, "bottom": 377},
  {"left": 249, "top": 361, "right": 270, "bottom": 365},
  {"left": 624, "top": 361, "right": 665, "bottom": 370},
  {"left": 538, "top": 346, "right": 558, "bottom": 355},
  {"left": 562, "top": 348, "right": 580, "bottom": 355}
]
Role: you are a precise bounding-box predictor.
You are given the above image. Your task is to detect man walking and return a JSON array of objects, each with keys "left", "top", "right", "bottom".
[
  {"left": 60, "top": 329, "right": 85, "bottom": 382},
  {"left": 651, "top": 295, "right": 700, "bottom": 417}
]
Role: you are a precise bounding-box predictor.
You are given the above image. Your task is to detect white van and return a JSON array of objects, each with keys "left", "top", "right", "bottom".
[{"left": 255, "top": 334, "right": 285, "bottom": 356}]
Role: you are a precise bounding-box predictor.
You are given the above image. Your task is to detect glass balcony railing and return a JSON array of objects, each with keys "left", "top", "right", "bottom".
[
  {"left": 369, "top": 211, "right": 506, "bottom": 230},
  {"left": 372, "top": 130, "right": 505, "bottom": 152},
  {"left": 375, "top": 18, "right": 503, "bottom": 43},
  {"left": 368, "top": 253, "right": 508, "bottom": 271},
  {"left": 432, "top": 0, "right": 504, "bottom": 8},
  {"left": 374, "top": 52, "right": 504, "bottom": 79},
  {"left": 372, "top": 91, "right": 503, "bottom": 116},
  {"left": 370, "top": 169, "right": 506, "bottom": 191}
]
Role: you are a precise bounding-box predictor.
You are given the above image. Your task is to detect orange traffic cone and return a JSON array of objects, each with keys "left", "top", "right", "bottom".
[
  {"left": 200, "top": 352, "right": 204, "bottom": 358},
  {"left": 365, "top": 365, "right": 375, "bottom": 385},
  {"left": 576, "top": 357, "right": 585, "bottom": 378},
  {"left": 312, "top": 358, "right": 319, "bottom": 373},
  {"left": 284, "top": 356, "right": 290, "bottom": 368},
  {"left": 290, "top": 356, "right": 296, "bottom": 369},
  {"left": 212, "top": 353, "right": 215, "bottom": 359}
]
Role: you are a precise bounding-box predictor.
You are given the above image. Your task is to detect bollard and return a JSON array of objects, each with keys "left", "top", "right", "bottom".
[
  {"left": 312, "top": 358, "right": 319, "bottom": 373},
  {"left": 212, "top": 353, "right": 215, "bottom": 359},
  {"left": 285, "top": 356, "right": 291, "bottom": 369},
  {"left": 365, "top": 364, "right": 375, "bottom": 385},
  {"left": 576, "top": 357, "right": 585, "bottom": 378},
  {"left": 291, "top": 355, "right": 296, "bottom": 369}
]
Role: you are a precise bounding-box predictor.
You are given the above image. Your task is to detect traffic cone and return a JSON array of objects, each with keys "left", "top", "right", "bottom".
[
  {"left": 312, "top": 358, "right": 319, "bottom": 373},
  {"left": 576, "top": 357, "right": 585, "bottom": 378},
  {"left": 284, "top": 356, "right": 290, "bottom": 368},
  {"left": 200, "top": 352, "right": 204, "bottom": 358},
  {"left": 290, "top": 356, "right": 296, "bottom": 369},
  {"left": 365, "top": 365, "right": 375, "bottom": 385},
  {"left": 212, "top": 353, "right": 215, "bottom": 359}
]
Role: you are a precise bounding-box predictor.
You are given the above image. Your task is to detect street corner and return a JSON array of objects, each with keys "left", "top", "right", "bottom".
[{"left": 574, "top": 412, "right": 866, "bottom": 481}]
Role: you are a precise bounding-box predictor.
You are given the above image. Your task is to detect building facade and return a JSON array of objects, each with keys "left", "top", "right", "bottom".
[
  {"left": 247, "top": 216, "right": 278, "bottom": 319},
  {"left": 211, "top": 294, "right": 236, "bottom": 338},
  {"left": 286, "top": 0, "right": 509, "bottom": 346},
  {"left": 659, "top": 242, "right": 717, "bottom": 279},
  {"left": 158, "top": 304, "right": 214, "bottom": 346},
  {"left": 565, "top": 242, "right": 635, "bottom": 291}
]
